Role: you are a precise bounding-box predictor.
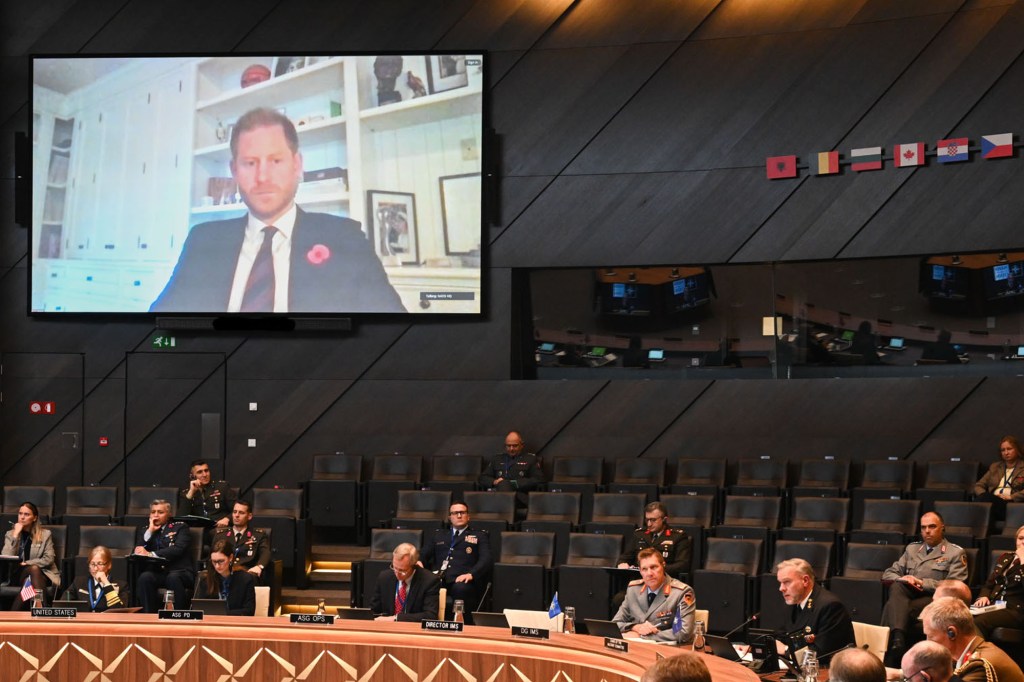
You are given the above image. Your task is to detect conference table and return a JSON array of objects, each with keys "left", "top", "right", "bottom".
[{"left": 0, "top": 612, "right": 761, "bottom": 681}]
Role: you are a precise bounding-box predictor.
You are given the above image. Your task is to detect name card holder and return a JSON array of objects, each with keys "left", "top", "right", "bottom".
[
  {"left": 159, "top": 610, "right": 204, "bottom": 620},
  {"left": 290, "top": 613, "right": 335, "bottom": 625},
  {"left": 31, "top": 607, "right": 78, "bottom": 618},
  {"left": 511, "top": 626, "right": 549, "bottom": 639},
  {"left": 421, "top": 619, "right": 464, "bottom": 632},
  {"left": 605, "top": 638, "right": 629, "bottom": 652}
]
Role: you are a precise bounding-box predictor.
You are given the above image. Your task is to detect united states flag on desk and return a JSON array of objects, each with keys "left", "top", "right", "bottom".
[{"left": 21, "top": 577, "right": 36, "bottom": 603}]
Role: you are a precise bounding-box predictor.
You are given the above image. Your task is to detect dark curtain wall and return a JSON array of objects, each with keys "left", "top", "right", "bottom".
[{"left": 2, "top": 0, "right": 1024, "bottom": 505}]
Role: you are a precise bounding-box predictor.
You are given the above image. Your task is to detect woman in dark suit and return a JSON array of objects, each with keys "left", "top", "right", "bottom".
[
  {"left": 972, "top": 524, "right": 1024, "bottom": 638},
  {"left": 2, "top": 501, "right": 60, "bottom": 609},
  {"left": 193, "top": 538, "right": 255, "bottom": 616},
  {"left": 69, "top": 546, "right": 128, "bottom": 611}
]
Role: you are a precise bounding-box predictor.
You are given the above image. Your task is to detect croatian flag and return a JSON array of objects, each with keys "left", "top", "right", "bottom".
[
  {"left": 548, "top": 592, "right": 562, "bottom": 618},
  {"left": 981, "top": 133, "right": 1013, "bottom": 159},
  {"left": 850, "top": 147, "right": 883, "bottom": 172},
  {"left": 937, "top": 138, "right": 969, "bottom": 163},
  {"left": 765, "top": 155, "right": 798, "bottom": 179},
  {"left": 894, "top": 143, "right": 925, "bottom": 167},
  {"left": 21, "top": 577, "right": 36, "bottom": 603}
]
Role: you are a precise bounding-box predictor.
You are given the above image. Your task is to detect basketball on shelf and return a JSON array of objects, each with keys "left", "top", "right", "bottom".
[{"left": 240, "top": 64, "right": 271, "bottom": 88}]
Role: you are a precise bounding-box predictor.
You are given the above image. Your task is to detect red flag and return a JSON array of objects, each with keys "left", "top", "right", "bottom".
[{"left": 766, "top": 155, "right": 797, "bottom": 179}]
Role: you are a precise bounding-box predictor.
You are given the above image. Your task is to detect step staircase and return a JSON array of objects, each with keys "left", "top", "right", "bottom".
[{"left": 279, "top": 530, "right": 368, "bottom": 615}]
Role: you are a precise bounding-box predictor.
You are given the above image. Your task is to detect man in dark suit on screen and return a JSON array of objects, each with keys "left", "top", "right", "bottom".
[{"left": 150, "top": 107, "right": 404, "bottom": 313}]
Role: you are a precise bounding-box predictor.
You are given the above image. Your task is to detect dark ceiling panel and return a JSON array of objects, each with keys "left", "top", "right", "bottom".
[
  {"left": 0, "top": 0, "right": 79, "bottom": 55},
  {"left": 439, "top": 0, "right": 573, "bottom": 51},
  {"left": 542, "top": 380, "right": 712, "bottom": 459},
  {"left": 80, "top": 0, "right": 278, "bottom": 53},
  {"left": 851, "top": 0, "right": 969, "bottom": 24},
  {"left": 909, "top": 376, "right": 1024, "bottom": 462},
  {"left": 540, "top": 0, "right": 719, "bottom": 48},
  {"left": 491, "top": 168, "right": 785, "bottom": 268},
  {"left": 486, "top": 49, "right": 526, "bottom": 84},
  {"left": 645, "top": 377, "right": 980, "bottom": 460},
  {"left": 492, "top": 43, "right": 678, "bottom": 177},
  {"left": 568, "top": 16, "right": 947, "bottom": 176},
  {"left": 366, "top": 270, "right": 513, "bottom": 380},
  {"left": 18, "top": 0, "right": 126, "bottom": 55},
  {"left": 236, "top": 0, "right": 473, "bottom": 52},
  {"left": 493, "top": 174, "right": 553, "bottom": 232},
  {"left": 736, "top": 3, "right": 1022, "bottom": 261},
  {"left": 692, "top": 0, "right": 870, "bottom": 39}
]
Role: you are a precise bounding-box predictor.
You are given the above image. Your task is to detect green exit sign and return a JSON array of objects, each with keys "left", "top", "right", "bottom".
[{"left": 152, "top": 336, "right": 176, "bottom": 348}]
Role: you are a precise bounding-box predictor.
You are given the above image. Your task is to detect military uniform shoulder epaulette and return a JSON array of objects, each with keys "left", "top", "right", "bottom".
[
  {"left": 909, "top": 540, "right": 924, "bottom": 545},
  {"left": 668, "top": 579, "right": 692, "bottom": 591},
  {"left": 628, "top": 578, "right": 644, "bottom": 587}
]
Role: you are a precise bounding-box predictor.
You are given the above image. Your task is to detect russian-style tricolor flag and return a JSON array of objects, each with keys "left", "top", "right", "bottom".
[
  {"left": 981, "top": 133, "right": 1013, "bottom": 159},
  {"left": 850, "top": 147, "right": 882, "bottom": 172},
  {"left": 937, "top": 138, "right": 969, "bottom": 163},
  {"left": 813, "top": 151, "right": 839, "bottom": 175},
  {"left": 893, "top": 143, "right": 925, "bottom": 168},
  {"left": 766, "top": 155, "right": 798, "bottom": 179}
]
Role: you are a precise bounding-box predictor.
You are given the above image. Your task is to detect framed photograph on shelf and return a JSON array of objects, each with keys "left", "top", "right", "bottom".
[
  {"left": 368, "top": 190, "right": 418, "bottom": 265},
  {"left": 439, "top": 173, "right": 481, "bottom": 256},
  {"left": 426, "top": 55, "right": 468, "bottom": 94},
  {"left": 272, "top": 56, "right": 306, "bottom": 78}
]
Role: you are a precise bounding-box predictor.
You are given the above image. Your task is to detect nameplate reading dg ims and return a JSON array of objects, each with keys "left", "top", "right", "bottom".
[{"left": 511, "top": 626, "right": 549, "bottom": 639}]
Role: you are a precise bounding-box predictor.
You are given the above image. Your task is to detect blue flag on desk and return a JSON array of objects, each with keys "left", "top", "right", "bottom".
[
  {"left": 672, "top": 603, "right": 683, "bottom": 635},
  {"left": 548, "top": 592, "right": 562, "bottom": 618}
]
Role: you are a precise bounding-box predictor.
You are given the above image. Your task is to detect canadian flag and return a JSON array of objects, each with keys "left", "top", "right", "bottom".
[{"left": 894, "top": 143, "right": 925, "bottom": 168}]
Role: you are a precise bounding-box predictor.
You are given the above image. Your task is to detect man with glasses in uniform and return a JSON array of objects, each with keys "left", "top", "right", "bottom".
[
  {"left": 617, "top": 502, "right": 692, "bottom": 580},
  {"left": 420, "top": 501, "right": 492, "bottom": 621}
]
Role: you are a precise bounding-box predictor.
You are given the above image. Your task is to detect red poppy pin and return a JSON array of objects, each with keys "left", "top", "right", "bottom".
[{"left": 307, "top": 244, "right": 330, "bottom": 265}]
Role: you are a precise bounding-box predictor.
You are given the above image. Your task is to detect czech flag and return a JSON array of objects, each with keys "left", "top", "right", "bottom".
[
  {"left": 894, "top": 143, "right": 925, "bottom": 167},
  {"left": 813, "top": 151, "right": 839, "bottom": 175},
  {"left": 937, "top": 138, "right": 969, "bottom": 163},
  {"left": 981, "top": 133, "right": 1013, "bottom": 159},
  {"left": 766, "top": 155, "right": 797, "bottom": 179},
  {"left": 850, "top": 147, "right": 883, "bottom": 172}
]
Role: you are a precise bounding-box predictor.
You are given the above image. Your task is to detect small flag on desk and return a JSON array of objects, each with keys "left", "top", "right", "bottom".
[
  {"left": 21, "top": 577, "right": 36, "bottom": 603},
  {"left": 548, "top": 592, "right": 562, "bottom": 618},
  {"left": 672, "top": 603, "right": 683, "bottom": 635}
]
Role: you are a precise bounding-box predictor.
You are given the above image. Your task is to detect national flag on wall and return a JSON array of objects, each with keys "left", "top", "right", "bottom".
[
  {"left": 20, "top": 577, "right": 36, "bottom": 603},
  {"left": 850, "top": 147, "right": 883, "bottom": 171},
  {"left": 937, "top": 138, "right": 969, "bottom": 163},
  {"left": 766, "top": 155, "right": 798, "bottom": 179},
  {"left": 894, "top": 143, "right": 925, "bottom": 167},
  {"left": 548, "top": 592, "right": 562, "bottom": 618},
  {"left": 981, "top": 133, "right": 1013, "bottom": 159},
  {"left": 813, "top": 151, "right": 839, "bottom": 175}
]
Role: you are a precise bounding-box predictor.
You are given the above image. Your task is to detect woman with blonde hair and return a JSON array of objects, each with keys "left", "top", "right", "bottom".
[{"left": 2, "top": 501, "right": 60, "bottom": 609}]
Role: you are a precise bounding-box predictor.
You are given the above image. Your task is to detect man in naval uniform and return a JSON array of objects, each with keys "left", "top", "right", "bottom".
[{"left": 775, "top": 557, "right": 855, "bottom": 664}]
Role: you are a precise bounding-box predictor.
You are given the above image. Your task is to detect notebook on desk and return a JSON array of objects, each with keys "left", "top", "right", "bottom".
[
  {"left": 190, "top": 598, "right": 228, "bottom": 615},
  {"left": 582, "top": 619, "right": 625, "bottom": 639},
  {"left": 335, "top": 607, "right": 375, "bottom": 620},
  {"left": 471, "top": 611, "right": 509, "bottom": 628}
]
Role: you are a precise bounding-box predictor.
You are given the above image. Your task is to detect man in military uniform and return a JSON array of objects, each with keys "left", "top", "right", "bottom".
[
  {"left": 612, "top": 547, "right": 697, "bottom": 644},
  {"left": 419, "top": 500, "right": 493, "bottom": 620},
  {"left": 178, "top": 459, "right": 234, "bottom": 528},
  {"left": 775, "top": 558, "right": 855, "bottom": 665},
  {"left": 132, "top": 499, "right": 194, "bottom": 612},
  {"left": 211, "top": 499, "right": 271, "bottom": 584},
  {"left": 881, "top": 511, "right": 968, "bottom": 663},
  {"left": 477, "top": 431, "right": 545, "bottom": 515},
  {"left": 616, "top": 501, "right": 692, "bottom": 580},
  {"left": 921, "top": 597, "right": 1024, "bottom": 682}
]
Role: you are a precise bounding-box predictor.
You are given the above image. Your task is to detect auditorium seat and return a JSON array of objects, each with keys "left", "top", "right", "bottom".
[
  {"left": 521, "top": 492, "right": 580, "bottom": 566},
  {"left": 557, "top": 532, "right": 624, "bottom": 620},
  {"left": 564, "top": 533, "right": 622, "bottom": 567},
  {"left": 851, "top": 459, "right": 914, "bottom": 528},
  {"left": 124, "top": 486, "right": 179, "bottom": 528},
  {"left": 353, "top": 528, "right": 424, "bottom": 609},
  {"left": 791, "top": 458, "right": 850, "bottom": 498},
  {"left": 757, "top": 539, "right": 834, "bottom": 630},
  {"left": 492, "top": 531, "right": 556, "bottom": 612},
  {"left": 427, "top": 454, "right": 483, "bottom": 497},
  {"left": 366, "top": 454, "right": 423, "bottom": 530},
  {"left": 671, "top": 458, "right": 727, "bottom": 523},
  {"left": 731, "top": 457, "right": 787, "bottom": 497},
  {"left": 60, "top": 485, "right": 118, "bottom": 559},
  {"left": 392, "top": 489, "right": 451, "bottom": 532},
  {"left": 851, "top": 498, "right": 920, "bottom": 545},
  {"left": 781, "top": 496, "right": 849, "bottom": 570},
  {"left": 584, "top": 492, "right": 645, "bottom": 536},
  {"left": 830, "top": 543, "right": 905, "bottom": 625},
  {"left": 251, "top": 488, "right": 308, "bottom": 581},
  {"left": 915, "top": 459, "right": 980, "bottom": 511},
  {"left": 463, "top": 491, "right": 515, "bottom": 560},
  {"left": 549, "top": 456, "right": 603, "bottom": 523},
  {"left": 721, "top": 495, "right": 782, "bottom": 530},
  {"left": 609, "top": 458, "right": 665, "bottom": 502},
  {"left": 693, "top": 537, "right": 763, "bottom": 634},
  {"left": 933, "top": 500, "right": 990, "bottom": 548},
  {"left": 853, "top": 621, "right": 890, "bottom": 663},
  {"left": 2, "top": 485, "right": 56, "bottom": 524},
  {"left": 306, "top": 453, "right": 361, "bottom": 529},
  {"left": 660, "top": 494, "right": 715, "bottom": 528}
]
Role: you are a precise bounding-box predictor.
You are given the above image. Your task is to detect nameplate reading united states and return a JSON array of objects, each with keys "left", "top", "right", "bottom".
[{"left": 31, "top": 607, "right": 77, "bottom": 618}]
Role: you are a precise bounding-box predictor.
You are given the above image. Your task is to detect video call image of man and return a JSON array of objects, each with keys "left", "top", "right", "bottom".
[
  {"left": 178, "top": 459, "right": 234, "bottom": 528},
  {"left": 920, "top": 597, "right": 1024, "bottom": 682},
  {"left": 133, "top": 500, "right": 195, "bottom": 612},
  {"left": 150, "top": 107, "right": 404, "bottom": 313},
  {"left": 370, "top": 543, "right": 441, "bottom": 622},
  {"left": 881, "top": 511, "right": 967, "bottom": 663},
  {"left": 774, "top": 558, "right": 855, "bottom": 665},
  {"left": 612, "top": 547, "right": 697, "bottom": 644},
  {"left": 419, "top": 501, "right": 492, "bottom": 622},
  {"left": 210, "top": 500, "right": 271, "bottom": 584}
]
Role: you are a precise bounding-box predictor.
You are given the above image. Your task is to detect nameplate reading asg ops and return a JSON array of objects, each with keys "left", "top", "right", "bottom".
[
  {"left": 290, "top": 613, "right": 335, "bottom": 625},
  {"left": 421, "top": 619, "right": 464, "bottom": 632},
  {"left": 31, "top": 607, "right": 78, "bottom": 618},
  {"left": 511, "top": 626, "right": 549, "bottom": 639},
  {"left": 158, "top": 609, "right": 203, "bottom": 620},
  {"left": 604, "top": 637, "right": 628, "bottom": 653}
]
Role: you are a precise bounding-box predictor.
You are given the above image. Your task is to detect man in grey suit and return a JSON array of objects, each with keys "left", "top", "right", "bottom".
[{"left": 612, "top": 547, "right": 696, "bottom": 644}]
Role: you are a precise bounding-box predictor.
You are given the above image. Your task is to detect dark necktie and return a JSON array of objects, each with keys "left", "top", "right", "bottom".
[
  {"left": 647, "top": 592, "right": 656, "bottom": 607},
  {"left": 240, "top": 226, "right": 277, "bottom": 312},
  {"left": 234, "top": 531, "right": 242, "bottom": 546}
]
